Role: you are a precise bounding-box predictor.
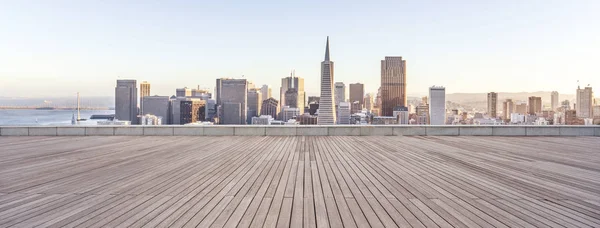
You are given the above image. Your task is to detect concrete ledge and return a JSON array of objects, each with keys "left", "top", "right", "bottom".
[
  {"left": 0, "top": 127, "right": 29, "bottom": 136},
  {"left": 57, "top": 127, "right": 86, "bottom": 136},
  {"left": 204, "top": 126, "right": 234, "bottom": 136},
  {"left": 29, "top": 127, "right": 57, "bottom": 136},
  {"left": 526, "top": 127, "right": 560, "bottom": 136},
  {"left": 266, "top": 126, "right": 296, "bottom": 136},
  {"left": 492, "top": 126, "right": 526, "bottom": 136},
  {"left": 86, "top": 127, "right": 114, "bottom": 136},
  {"left": 360, "top": 126, "right": 393, "bottom": 136},
  {"left": 143, "top": 127, "right": 174, "bottom": 136},
  {"left": 393, "top": 126, "right": 426, "bottom": 136},
  {"left": 115, "top": 127, "right": 144, "bottom": 136},
  {"left": 459, "top": 126, "right": 493, "bottom": 136},
  {"left": 235, "top": 126, "right": 265, "bottom": 136},
  {"left": 596, "top": 127, "right": 600, "bottom": 136},
  {"left": 427, "top": 126, "right": 459, "bottom": 136},
  {"left": 559, "top": 127, "right": 595, "bottom": 136},
  {"left": 174, "top": 127, "right": 204, "bottom": 136},
  {"left": 297, "top": 126, "right": 328, "bottom": 136},
  {"left": 329, "top": 127, "right": 360, "bottom": 136}
]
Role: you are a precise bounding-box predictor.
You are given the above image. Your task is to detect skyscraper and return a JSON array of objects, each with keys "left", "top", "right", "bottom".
[
  {"left": 260, "top": 85, "right": 272, "bottom": 100},
  {"left": 317, "top": 36, "right": 336, "bottom": 125},
  {"left": 528, "top": 96, "right": 542, "bottom": 115},
  {"left": 487, "top": 92, "right": 498, "bottom": 118},
  {"left": 279, "top": 72, "right": 305, "bottom": 111},
  {"left": 216, "top": 78, "right": 248, "bottom": 124},
  {"left": 576, "top": 86, "right": 593, "bottom": 118},
  {"left": 142, "top": 95, "right": 169, "bottom": 124},
  {"left": 428, "top": 86, "right": 446, "bottom": 125},
  {"left": 140, "top": 81, "right": 150, "bottom": 114},
  {"left": 247, "top": 88, "right": 262, "bottom": 124},
  {"left": 551, "top": 91, "right": 559, "bottom": 111},
  {"left": 115, "top": 79, "right": 138, "bottom": 124},
  {"left": 381, "top": 56, "right": 407, "bottom": 116},
  {"left": 502, "top": 99, "right": 515, "bottom": 121},
  {"left": 176, "top": 87, "right": 192, "bottom": 97},
  {"left": 349, "top": 83, "right": 364, "bottom": 113},
  {"left": 334, "top": 82, "right": 346, "bottom": 106},
  {"left": 337, "top": 102, "right": 351, "bottom": 124},
  {"left": 260, "top": 98, "right": 280, "bottom": 120},
  {"left": 364, "top": 93, "right": 373, "bottom": 112}
]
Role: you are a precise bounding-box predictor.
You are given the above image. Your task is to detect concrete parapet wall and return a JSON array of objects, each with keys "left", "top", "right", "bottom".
[{"left": 1, "top": 126, "right": 599, "bottom": 136}]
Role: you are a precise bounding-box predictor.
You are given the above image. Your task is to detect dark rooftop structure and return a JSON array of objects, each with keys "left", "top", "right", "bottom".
[{"left": 0, "top": 136, "right": 599, "bottom": 227}]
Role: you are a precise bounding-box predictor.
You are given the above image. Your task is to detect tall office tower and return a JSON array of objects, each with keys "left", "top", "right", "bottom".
[
  {"left": 140, "top": 81, "right": 150, "bottom": 114},
  {"left": 170, "top": 97, "right": 205, "bottom": 125},
  {"left": 222, "top": 102, "right": 242, "bottom": 124},
  {"left": 260, "top": 98, "right": 280, "bottom": 120},
  {"left": 428, "top": 86, "right": 446, "bottom": 125},
  {"left": 337, "top": 102, "right": 351, "bottom": 124},
  {"left": 528, "top": 96, "right": 542, "bottom": 115},
  {"left": 502, "top": 99, "right": 515, "bottom": 121},
  {"left": 205, "top": 99, "right": 217, "bottom": 122},
  {"left": 216, "top": 78, "right": 248, "bottom": 124},
  {"left": 334, "top": 82, "right": 346, "bottom": 106},
  {"left": 487, "top": 92, "right": 498, "bottom": 118},
  {"left": 381, "top": 56, "right": 407, "bottom": 116},
  {"left": 279, "top": 72, "right": 305, "bottom": 110},
  {"left": 515, "top": 103, "right": 528, "bottom": 114},
  {"left": 260, "top": 85, "right": 272, "bottom": 100},
  {"left": 364, "top": 93, "right": 373, "bottom": 112},
  {"left": 247, "top": 88, "right": 262, "bottom": 124},
  {"left": 115, "top": 79, "right": 138, "bottom": 124},
  {"left": 416, "top": 105, "right": 429, "bottom": 124},
  {"left": 317, "top": 36, "right": 336, "bottom": 125},
  {"left": 551, "top": 91, "right": 559, "bottom": 111},
  {"left": 176, "top": 87, "right": 192, "bottom": 97},
  {"left": 349, "top": 83, "right": 364, "bottom": 113},
  {"left": 393, "top": 106, "right": 409, "bottom": 124},
  {"left": 142, "top": 95, "right": 170, "bottom": 124},
  {"left": 576, "top": 86, "right": 593, "bottom": 118},
  {"left": 191, "top": 87, "right": 212, "bottom": 100}
]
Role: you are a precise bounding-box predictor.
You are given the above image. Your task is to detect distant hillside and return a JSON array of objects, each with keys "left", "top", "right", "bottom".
[
  {"left": 446, "top": 92, "right": 576, "bottom": 104},
  {"left": 0, "top": 96, "right": 114, "bottom": 108}
]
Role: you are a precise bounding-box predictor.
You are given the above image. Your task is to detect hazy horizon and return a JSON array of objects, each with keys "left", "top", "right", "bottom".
[{"left": 1, "top": 1, "right": 599, "bottom": 98}]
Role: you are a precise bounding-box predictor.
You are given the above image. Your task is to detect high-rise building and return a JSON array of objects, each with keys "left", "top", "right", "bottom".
[
  {"left": 205, "top": 99, "right": 217, "bottom": 122},
  {"left": 176, "top": 87, "right": 192, "bottom": 97},
  {"left": 561, "top": 100, "right": 571, "bottom": 110},
  {"left": 576, "top": 86, "right": 593, "bottom": 118},
  {"left": 247, "top": 88, "right": 262, "bottom": 124},
  {"left": 334, "top": 82, "right": 346, "bottom": 106},
  {"left": 222, "top": 102, "right": 242, "bottom": 124},
  {"left": 337, "top": 102, "right": 351, "bottom": 124},
  {"left": 170, "top": 97, "right": 205, "bottom": 125},
  {"left": 364, "top": 93, "right": 373, "bottom": 112},
  {"left": 115, "top": 79, "right": 138, "bottom": 124},
  {"left": 260, "top": 98, "right": 280, "bottom": 120},
  {"left": 142, "top": 95, "right": 170, "bottom": 124},
  {"left": 502, "top": 99, "right": 515, "bottom": 121},
  {"left": 381, "top": 56, "right": 407, "bottom": 116},
  {"left": 140, "top": 81, "right": 150, "bottom": 114},
  {"left": 528, "top": 96, "right": 542, "bottom": 115},
  {"left": 216, "top": 78, "right": 248, "bottom": 124},
  {"left": 416, "top": 105, "right": 429, "bottom": 125},
  {"left": 428, "top": 86, "right": 446, "bottom": 125},
  {"left": 279, "top": 73, "right": 305, "bottom": 111},
  {"left": 317, "top": 37, "right": 336, "bottom": 125},
  {"left": 191, "top": 87, "right": 212, "bottom": 100},
  {"left": 349, "top": 83, "right": 364, "bottom": 113},
  {"left": 260, "top": 85, "right": 272, "bottom": 100},
  {"left": 551, "top": 91, "right": 559, "bottom": 111},
  {"left": 487, "top": 92, "right": 498, "bottom": 118}
]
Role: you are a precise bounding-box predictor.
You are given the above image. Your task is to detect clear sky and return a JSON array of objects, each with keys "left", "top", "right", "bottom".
[{"left": 1, "top": 0, "right": 599, "bottom": 98}]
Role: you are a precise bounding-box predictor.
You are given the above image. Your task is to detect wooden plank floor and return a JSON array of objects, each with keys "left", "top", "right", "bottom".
[{"left": 0, "top": 136, "right": 599, "bottom": 227}]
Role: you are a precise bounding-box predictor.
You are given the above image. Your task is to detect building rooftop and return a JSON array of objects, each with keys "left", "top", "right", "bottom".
[{"left": 0, "top": 136, "right": 599, "bottom": 227}]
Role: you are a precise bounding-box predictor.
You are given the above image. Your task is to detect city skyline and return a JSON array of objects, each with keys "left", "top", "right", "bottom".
[{"left": 1, "top": 1, "right": 599, "bottom": 98}]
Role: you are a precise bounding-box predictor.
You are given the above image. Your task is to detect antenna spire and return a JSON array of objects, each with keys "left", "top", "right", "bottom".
[{"left": 324, "top": 36, "right": 330, "bottom": 61}]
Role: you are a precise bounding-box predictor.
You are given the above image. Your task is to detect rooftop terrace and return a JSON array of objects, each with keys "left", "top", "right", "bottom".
[{"left": 0, "top": 136, "right": 599, "bottom": 227}]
